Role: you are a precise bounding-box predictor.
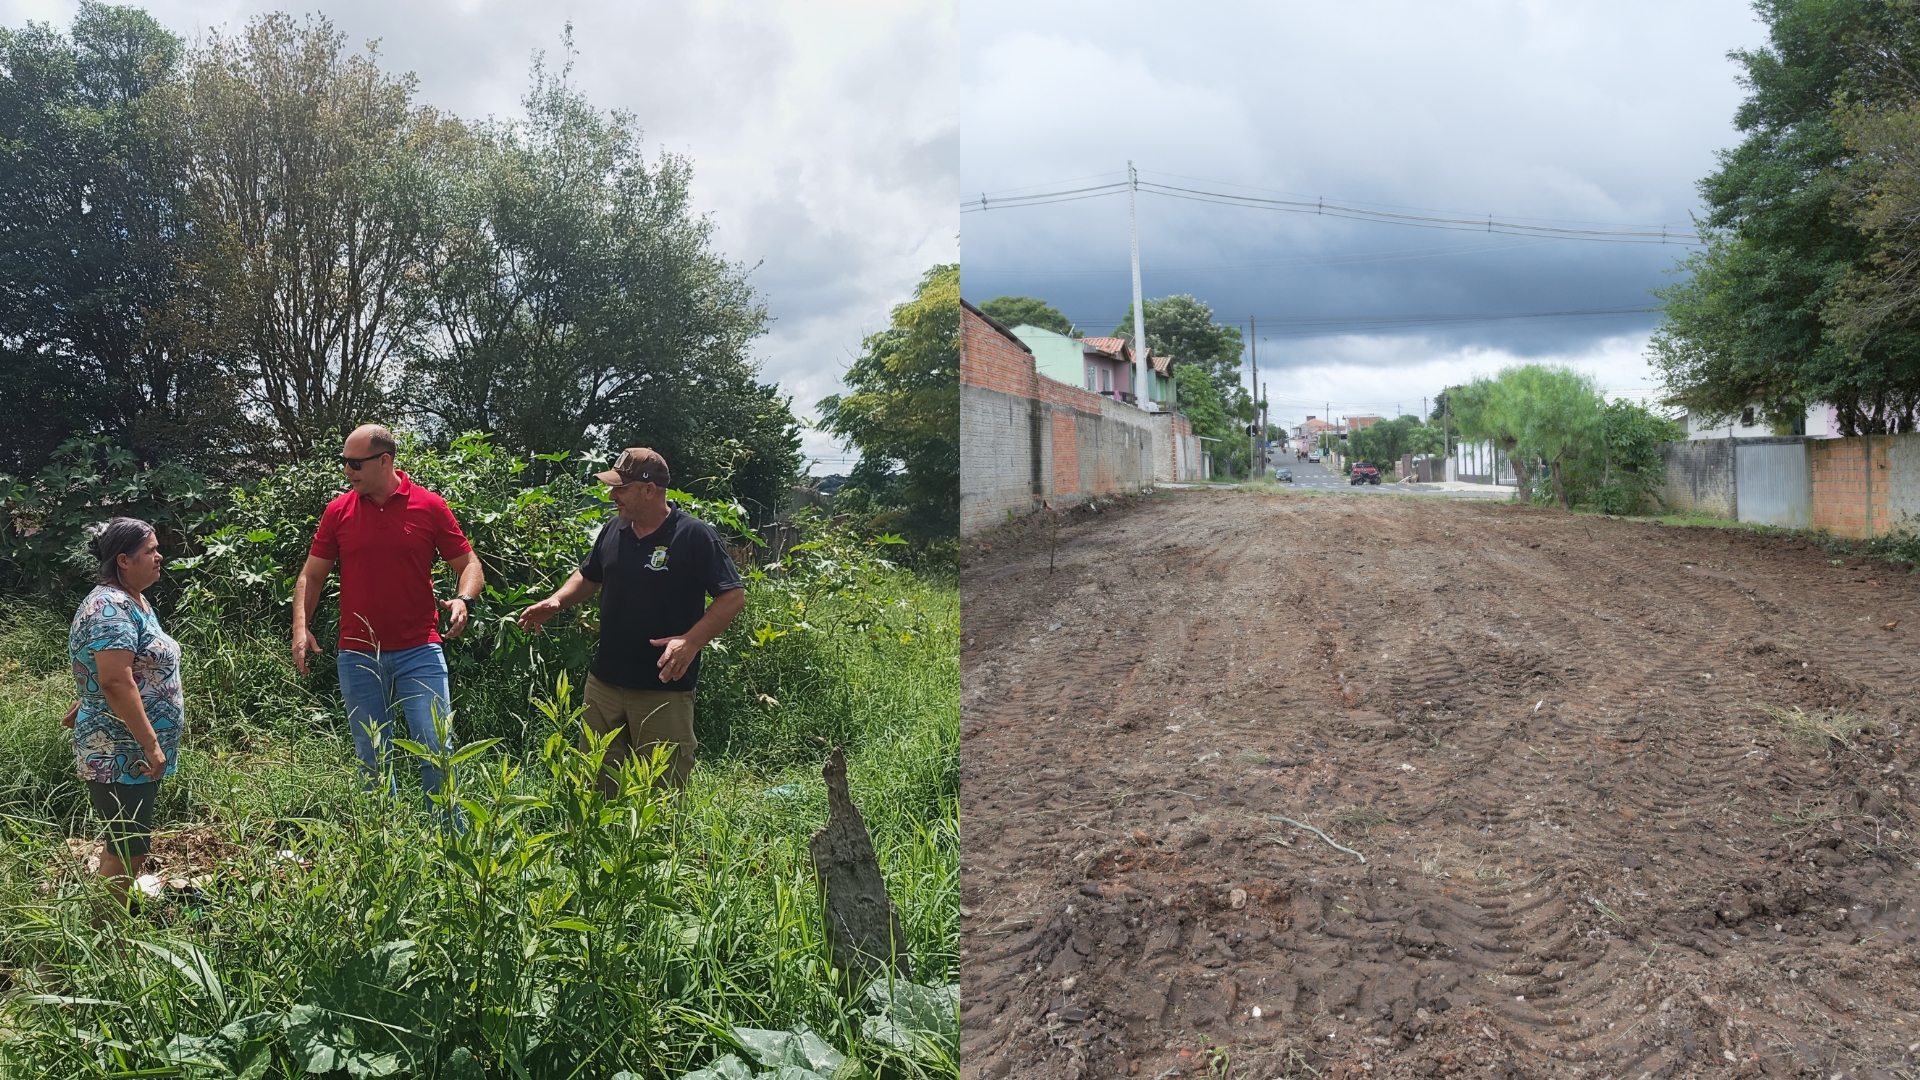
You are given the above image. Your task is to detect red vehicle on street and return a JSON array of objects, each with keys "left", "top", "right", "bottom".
[{"left": 1349, "top": 461, "right": 1381, "bottom": 485}]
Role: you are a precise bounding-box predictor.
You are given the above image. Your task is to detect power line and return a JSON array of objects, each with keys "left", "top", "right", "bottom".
[
  {"left": 961, "top": 170, "right": 1701, "bottom": 245},
  {"left": 1137, "top": 182, "right": 1697, "bottom": 245},
  {"left": 964, "top": 237, "right": 1568, "bottom": 275},
  {"left": 1044, "top": 305, "right": 1657, "bottom": 338},
  {"left": 1138, "top": 168, "right": 1686, "bottom": 230}
]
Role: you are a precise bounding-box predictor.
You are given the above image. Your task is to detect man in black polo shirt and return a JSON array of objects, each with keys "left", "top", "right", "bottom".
[{"left": 515, "top": 448, "right": 745, "bottom": 792}]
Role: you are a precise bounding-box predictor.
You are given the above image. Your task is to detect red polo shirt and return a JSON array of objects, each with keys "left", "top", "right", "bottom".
[{"left": 309, "top": 471, "right": 472, "bottom": 653}]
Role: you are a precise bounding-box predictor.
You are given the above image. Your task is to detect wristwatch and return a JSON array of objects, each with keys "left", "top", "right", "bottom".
[{"left": 454, "top": 595, "right": 477, "bottom": 612}]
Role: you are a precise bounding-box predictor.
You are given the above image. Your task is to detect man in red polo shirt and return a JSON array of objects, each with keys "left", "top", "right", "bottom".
[{"left": 292, "top": 424, "right": 484, "bottom": 802}]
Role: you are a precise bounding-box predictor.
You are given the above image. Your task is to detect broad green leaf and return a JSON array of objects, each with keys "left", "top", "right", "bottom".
[
  {"left": 672, "top": 1056, "right": 768, "bottom": 1080},
  {"left": 729, "top": 1028, "right": 845, "bottom": 1074},
  {"left": 157, "top": 1032, "right": 228, "bottom": 1068}
]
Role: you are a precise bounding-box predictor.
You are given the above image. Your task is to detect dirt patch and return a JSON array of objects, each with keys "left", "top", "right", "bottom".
[{"left": 960, "top": 489, "right": 1920, "bottom": 1079}]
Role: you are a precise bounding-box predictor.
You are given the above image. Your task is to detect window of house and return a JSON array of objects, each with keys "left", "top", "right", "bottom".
[
  {"left": 1100, "top": 368, "right": 1111, "bottom": 393},
  {"left": 1741, "top": 406, "right": 1755, "bottom": 427},
  {"left": 1085, "top": 364, "right": 1095, "bottom": 390}
]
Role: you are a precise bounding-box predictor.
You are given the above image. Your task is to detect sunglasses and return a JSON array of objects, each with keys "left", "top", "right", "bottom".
[{"left": 337, "top": 452, "right": 390, "bottom": 470}]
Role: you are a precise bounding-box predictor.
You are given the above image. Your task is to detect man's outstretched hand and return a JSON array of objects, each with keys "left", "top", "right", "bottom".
[{"left": 517, "top": 597, "right": 561, "bottom": 634}]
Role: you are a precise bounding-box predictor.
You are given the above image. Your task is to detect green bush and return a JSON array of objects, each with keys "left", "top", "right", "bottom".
[{"left": 0, "top": 434, "right": 957, "bottom": 1079}]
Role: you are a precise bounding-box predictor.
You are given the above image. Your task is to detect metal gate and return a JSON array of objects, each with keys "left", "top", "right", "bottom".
[{"left": 1735, "top": 441, "right": 1810, "bottom": 528}]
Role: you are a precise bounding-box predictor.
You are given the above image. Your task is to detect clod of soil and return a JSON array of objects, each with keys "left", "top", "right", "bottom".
[{"left": 961, "top": 489, "right": 1920, "bottom": 1080}]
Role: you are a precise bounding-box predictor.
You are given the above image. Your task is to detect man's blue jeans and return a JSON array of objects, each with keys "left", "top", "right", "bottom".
[{"left": 337, "top": 644, "right": 453, "bottom": 802}]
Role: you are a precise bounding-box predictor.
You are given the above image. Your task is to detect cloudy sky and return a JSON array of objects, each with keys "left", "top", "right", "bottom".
[
  {"left": 961, "top": 0, "right": 1770, "bottom": 431},
  {"left": 2, "top": 0, "right": 958, "bottom": 474}
]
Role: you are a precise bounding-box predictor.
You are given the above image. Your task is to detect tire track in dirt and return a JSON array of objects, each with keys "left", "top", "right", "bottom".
[{"left": 961, "top": 489, "right": 1920, "bottom": 1080}]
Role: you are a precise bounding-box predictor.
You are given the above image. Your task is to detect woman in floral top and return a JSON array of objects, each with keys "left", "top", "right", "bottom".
[{"left": 65, "top": 517, "right": 180, "bottom": 908}]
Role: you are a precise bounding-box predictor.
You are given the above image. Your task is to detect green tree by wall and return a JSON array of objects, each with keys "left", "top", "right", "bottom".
[{"left": 1651, "top": 0, "right": 1920, "bottom": 435}]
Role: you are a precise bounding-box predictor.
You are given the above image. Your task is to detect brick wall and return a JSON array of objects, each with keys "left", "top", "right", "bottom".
[
  {"left": 961, "top": 303, "right": 1159, "bottom": 534},
  {"left": 1049, "top": 408, "right": 1079, "bottom": 497},
  {"left": 1810, "top": 437, "right": 1891, "bottom": 538}
]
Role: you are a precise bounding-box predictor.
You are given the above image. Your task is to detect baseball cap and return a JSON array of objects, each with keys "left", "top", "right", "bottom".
[{"left": 595, "top": 447, "right": 671, "bottom": 487}]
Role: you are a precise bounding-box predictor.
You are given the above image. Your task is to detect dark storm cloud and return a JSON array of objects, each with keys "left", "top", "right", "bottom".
[
  {"left": 961, "top": 0, "right": 1769, "bottom": 421},
  {"left": 4, "top": 0, "right": 958, "bottom": 472}
]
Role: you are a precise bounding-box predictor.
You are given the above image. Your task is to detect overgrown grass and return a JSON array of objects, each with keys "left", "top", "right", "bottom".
[{"left": 0, "top": 573, "right": 957, "bottom": 1079}]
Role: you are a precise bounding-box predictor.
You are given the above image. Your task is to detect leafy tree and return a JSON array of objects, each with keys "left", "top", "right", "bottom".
[
  {"left": 1168, "top": 364, "right": 1255, "bottom": 478},
  {"left": 177, "top": 12, "right": 461, "bottom": 457},
  {"left": 1827, "top": 3, "right": 1920, "bottom": 362},
  {"left": 978, "top": 295, "right": 1075, "bottom": 337},
  {"left": 1506, "top": 366, "right": 1603, "bottom": 510},
  {"left": 1583, "top": 399, "right": 1683, "bottom": 513},
  {"left": 1347, "top": 415, "right": 1442, "bottom": 471},
  {"left": 0, "top": 3, "right": 247, "bottom": 475},
  {"left": 1652, "top": 0, "right": 1920, "bottom": 435},
  {"left": 818, "top": 264, "right": 958, "bottom": 548},
  {"left": 1115, "top": 295, "right": 1246, "bottom": 404},
  {"left": 401, "top": 55, "right": 794, "bottom": 514}
]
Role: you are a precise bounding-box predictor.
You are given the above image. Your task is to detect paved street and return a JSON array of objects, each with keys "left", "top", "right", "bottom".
[{"left": 1265, "top": 458, "right": 1511, "bottom": 498}]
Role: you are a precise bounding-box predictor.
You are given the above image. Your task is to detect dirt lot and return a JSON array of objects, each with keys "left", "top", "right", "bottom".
[{"left": 960, "top": 489, "right": 1920, "bottom": 1080}]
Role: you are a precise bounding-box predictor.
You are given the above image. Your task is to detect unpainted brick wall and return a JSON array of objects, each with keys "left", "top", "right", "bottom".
[
  {"left": 1810, "top": 437, "right": 1892, "bottom": 539},
  {"left": 960, "top": 306, "right": 1157, "bottom": 534}
]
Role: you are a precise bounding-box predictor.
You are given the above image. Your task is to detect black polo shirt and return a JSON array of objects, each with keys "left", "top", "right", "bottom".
[{"left": 580, "top": 506, "right": 744, "bottom": 691}]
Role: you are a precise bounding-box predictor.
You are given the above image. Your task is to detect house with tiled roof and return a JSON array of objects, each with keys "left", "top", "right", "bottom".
[{"left": 1008, "top": 325, "right": 1176, "bottom": 412}]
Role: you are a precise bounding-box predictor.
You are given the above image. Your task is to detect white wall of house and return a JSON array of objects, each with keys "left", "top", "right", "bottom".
[{"left": 1683, "top": 404, "right": 1830, "bottom": 440}]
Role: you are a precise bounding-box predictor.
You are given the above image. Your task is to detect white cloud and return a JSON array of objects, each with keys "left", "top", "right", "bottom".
[{"left": 1255, "top": 333, "right": 1660, "bottom": 432}]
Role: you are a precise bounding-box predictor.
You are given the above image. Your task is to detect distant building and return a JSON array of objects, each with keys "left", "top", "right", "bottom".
[{"left": 1291, "top": 416, "right": 1342, "bottom": 447}]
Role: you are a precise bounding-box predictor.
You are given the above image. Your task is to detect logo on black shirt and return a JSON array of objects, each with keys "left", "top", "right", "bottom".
[{"left": 646, "top": 546, "right": 669, "bottom": 571}]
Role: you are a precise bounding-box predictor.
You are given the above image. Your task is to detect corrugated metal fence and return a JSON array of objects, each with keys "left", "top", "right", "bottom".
[{"left": 1659, "top": 435, "right": 1920, "bottom": 537}]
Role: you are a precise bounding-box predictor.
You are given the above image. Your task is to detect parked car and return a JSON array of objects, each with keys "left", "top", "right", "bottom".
[
  {"left": 1275, "top": 468, "right": 1293, "bottom": 483},
  {"left": 1307, "top": 452, "right": 1321, "bottom": 463},
  {"left": 1349, "top": 461, "right": 1381, "bottom": 485}
]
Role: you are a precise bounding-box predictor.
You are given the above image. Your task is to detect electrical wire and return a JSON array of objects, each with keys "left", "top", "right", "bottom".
[
  {"left": 960, "top": 171, "right": 1701, "bottom": 245},
  {"left": 964, "top": 237, "right": 1569, "bottom": 275},
  {"left": 1047, "top": 305, "right": 1656, "bottom": 338}
]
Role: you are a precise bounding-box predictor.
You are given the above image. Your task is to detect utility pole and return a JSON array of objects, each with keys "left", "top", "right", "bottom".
[
  {"left": 1248, "top": 317, "right": 1261, "bottom": 478},
  {"left": 1129, "top": 161, "right": 1149, "bottom": 412}
]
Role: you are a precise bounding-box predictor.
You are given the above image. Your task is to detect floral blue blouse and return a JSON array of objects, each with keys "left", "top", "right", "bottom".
[{"left": 69, "top": 585, "right": 182, "bottom": 784}]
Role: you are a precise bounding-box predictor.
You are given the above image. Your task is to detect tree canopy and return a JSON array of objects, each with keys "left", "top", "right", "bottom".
[
  {"left": 1451, "top": 366, "right": 1678, "bottom": 511},
  {"left": 0, "top": 6, "right": 801, "bottom": 512},
  {"left": 1347, "top": 415, "right": 1442, "bottom": 469},
  {"left": 1114, "top": 295, "right": 1246, "bottom": 405},
  {"left": 977, "top": 295, "right": 1075, "bottom": 337},
  {"left": 0, "top": 2, "right": 241, "bottom": 474},
  {"left": 1652, "top": 0, "right": 1920, "bottom": 435},
  {"left": 818, "top": 264, "right": 958, "bottom": 548}
]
